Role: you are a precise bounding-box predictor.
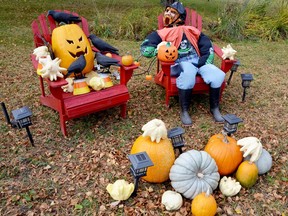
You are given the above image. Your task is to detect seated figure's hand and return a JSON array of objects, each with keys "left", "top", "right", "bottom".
[{"left": 141, "top": 46, "right": 157, "bottom": 58}]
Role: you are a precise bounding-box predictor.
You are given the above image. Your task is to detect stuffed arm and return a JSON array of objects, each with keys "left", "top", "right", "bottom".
[
  {"left": 197, "top": 33, "right": 214, "bottom": 67},
  {"left": 140, "top": 31, "right": 162, "bottom": 58}
]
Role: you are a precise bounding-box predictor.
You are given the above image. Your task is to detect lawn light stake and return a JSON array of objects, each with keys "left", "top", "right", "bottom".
[
  {"left": 222, "top": 114, "right": 243, "bottom": 136},
  {"left": 241, "top": 73, "right": 253, "bottom": 102},
  {"left": 1, "top": 102, "right": 34, "bottom": 146},
  {"left": 168, "top": 127, "right": 185, "bottom": 154},
  {"left": 227, "top": 60, "right": 240, "bottom": 85},
  {"left": 128, "top": 152, "right": 153, "bottom": 196}
]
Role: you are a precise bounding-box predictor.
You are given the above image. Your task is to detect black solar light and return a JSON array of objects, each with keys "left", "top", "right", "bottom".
[
  {"left": 241, "top": 73, "right": 253, "bottom": 102},
  {"left": 168, "top": 127, "right": 185, "bottom": 154},
  {"left": 128, "top": 152, "right": 153, "bottom": 196},
  {"left": 1, "top": 102, "right": 34, "bottom": 146},
  {"left": 227, "top": 60, "right": 240, "bottom": 85},
  {"left": 222, "top": 114, "right": 243, "bottom": 136}
]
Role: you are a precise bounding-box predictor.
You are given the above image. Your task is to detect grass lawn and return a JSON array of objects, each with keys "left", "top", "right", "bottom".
[{"left": 0, "top": 0, "right": 287, "bottom": 215}]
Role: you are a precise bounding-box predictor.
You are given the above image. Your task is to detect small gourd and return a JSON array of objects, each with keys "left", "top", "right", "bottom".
[
  {"left": 169, "top": 150, "right": 220, "bottom": 199},
  {"left": 235, "top": 161, "right": 258, "bottom": 188},
  {"left": 204, "top": 133, "right": 243, "bottom": 176},
  {"left": 121, "top": 55, "right": 134, "bottom": 66},
  {"left": 191, "top": 190, "right": 217, "bottom": 216},
  {"left": 245, "top": 149, "right": 272, "bottom": 175},
  {"left": 219, "top": 176, "right": 241, "bottom": 197},
  {"left": 106, "top": 179, "right": 134, "bottom": 201},
  {"left": 130, "top": 119, "right": 175, "bottom": 183},
  {"left": 161, "top": 190, "right": 183, "bottom": 211}
]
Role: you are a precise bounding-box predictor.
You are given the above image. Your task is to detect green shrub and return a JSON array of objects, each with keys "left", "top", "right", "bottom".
[
  {"left": 90, "top": 5, "right": 161, "bottom": 41},
  {"left": 210, "top": 0, "right": 288, "bottom": 41}
]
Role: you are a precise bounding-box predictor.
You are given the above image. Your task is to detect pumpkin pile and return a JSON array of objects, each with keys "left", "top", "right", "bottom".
[{"left": 123, "top": 120, "right": 273, "bottom": 215}]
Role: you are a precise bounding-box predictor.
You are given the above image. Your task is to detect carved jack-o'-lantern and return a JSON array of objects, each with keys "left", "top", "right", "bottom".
[
  {"left": 51, "top": 24, "right": 94, "bottom": 75},
  {"left": 157, "top": 42, "right": 178, "bottom": 62}
]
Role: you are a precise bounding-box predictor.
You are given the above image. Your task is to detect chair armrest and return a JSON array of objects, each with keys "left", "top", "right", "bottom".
[
  {"left": 45, "top": 78, "right": 68, "bottom": 88},
  {"left": 213, "top": 44, "right": 237, "bottom": 73},
  {"left": 158, "top": 60, "right": 175, "bottom": 77},
  {"left": 110, "top": 53, "right": 138, "bottom": 86}
]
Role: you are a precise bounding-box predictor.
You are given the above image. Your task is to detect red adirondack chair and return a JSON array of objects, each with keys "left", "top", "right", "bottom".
[
  {"left": 155, "top": 8, "right": 236, "bottom": 107},
  {"left": 31, "top": 10, "right": 138, "bottom": 136}
]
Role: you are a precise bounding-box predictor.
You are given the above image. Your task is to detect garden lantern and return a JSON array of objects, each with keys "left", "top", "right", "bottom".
[
  {"left": 168, "top": 127, "right": 185, "bottom": 154},
  {"left": 128, "top": 152, "right": 153, "bottom": 196},
  {"left": 222, "top": 114, "right": 243, "bottom": 136},
  {"left": 241, "top": 73, "right": 253, "bottom": 102},
  {"left": 1, "top": 102, "right": 34, "bottom": 146},
  {"left": 227, "top": 60, "right": 240, "bottom": 85}
]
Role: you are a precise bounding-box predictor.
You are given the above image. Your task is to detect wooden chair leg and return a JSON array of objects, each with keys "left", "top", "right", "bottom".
[
  {"left": 120, "top": 103, "right": 127, "bottom": 118},
  {"left": 59, "top": 115, "right": 68, "bottom": 137},
  {"left": 165, "top": 93, "right": 170, "bottom": 107}
]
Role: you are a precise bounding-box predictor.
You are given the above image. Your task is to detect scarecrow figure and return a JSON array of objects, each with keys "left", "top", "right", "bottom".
[{"left": 141, "top": 2, "right": 226, "bottom": 126}]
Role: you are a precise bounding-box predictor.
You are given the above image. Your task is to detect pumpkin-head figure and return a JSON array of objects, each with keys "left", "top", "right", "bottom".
[
  {"left": 51, "top": 24, "right": 94, "bottom": 76},
  {"left": 157, "top": 42, "right": 178, "bottom": 62}
]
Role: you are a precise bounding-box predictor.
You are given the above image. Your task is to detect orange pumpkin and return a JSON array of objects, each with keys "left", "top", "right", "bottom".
[
  {"left": 236, "top": 161, "right": 258, "bottom": 188},
  {"left": 134, "top": 61, "right": 140, "bottom": 67},
  {"left": 131, "top": 135, "right": 175, "bottom": 183},
  {"left": 51, "top": 24, "right": 94, "bottom": 75},
  {"left": 157, "top": 42, "right": 178, "bottom": 62},
  {"left": 191, "top": 191, "right": 217, "bottom": 216},
  {"left": 121, "top": 55, "right": 134, "bottom": 66},
  {"left": 204, "top": 134, "right": 243, "bottom": 176}
]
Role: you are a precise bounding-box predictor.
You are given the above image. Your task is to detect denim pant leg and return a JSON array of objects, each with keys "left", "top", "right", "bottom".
[
  {"left": 176, "top": 61, "right": 198, "bottom": 90},
  {"left": 198, "top": 64, "right": 225, "bottom": 88}
]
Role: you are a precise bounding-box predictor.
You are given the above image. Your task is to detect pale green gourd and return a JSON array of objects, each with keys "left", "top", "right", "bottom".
[{"left": 245, "top": 149, "right": 272, "bottom": 175}]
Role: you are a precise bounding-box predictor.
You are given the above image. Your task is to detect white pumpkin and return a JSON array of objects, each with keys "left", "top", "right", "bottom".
[
  {"left": 219, "top": 176, "right": 241, "bottom": 197},
  {"left": 161, "top": 190, "right": 183, "bottom": 211},
  {"left": 245, "top": 149, "right": 272, "bottom": 175},
  {"left": 237, "top": 137, "right": 262, "bottom": 162},
  {"left": 169, "top": 150, "right": 220, "bottom": 199}
]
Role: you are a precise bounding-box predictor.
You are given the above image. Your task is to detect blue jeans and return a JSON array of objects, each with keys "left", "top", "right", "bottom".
[{"left": 172, "top": 61, "right": 225, "bottom": 90}]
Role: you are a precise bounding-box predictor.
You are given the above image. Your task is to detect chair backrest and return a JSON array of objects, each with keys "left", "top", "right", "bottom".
[
  {"left": 157, "top": 7, "right": 202, "bottom": 31},
  {"left": 31, "top": 10, "right": 90, "bottom": 48}
]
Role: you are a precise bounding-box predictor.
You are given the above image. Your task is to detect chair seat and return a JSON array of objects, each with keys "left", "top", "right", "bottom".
[{"left": 64, "top": 85, "right": 129, "bottom": 118}]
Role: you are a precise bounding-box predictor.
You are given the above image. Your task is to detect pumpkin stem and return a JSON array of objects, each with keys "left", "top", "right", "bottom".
[
  {"left": 221, "top": 130, "right": 229, "bottom": 144},
  {"left": 197, "top": 173, "right": 204, "bottom": 178},
  {"left": 166, "top": 42, "right": 171, "bottom": 47},
  {"left": 205, "top": 189, "right": 210, "bottom": 197}
]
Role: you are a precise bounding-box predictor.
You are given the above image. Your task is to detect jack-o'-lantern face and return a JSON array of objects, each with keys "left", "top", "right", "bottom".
[
  {"left": 157, "top": 42, "right": 178, "bottom": 62},
  {"left": 51, "top": 24, "right": 94, "bottom": 75}
]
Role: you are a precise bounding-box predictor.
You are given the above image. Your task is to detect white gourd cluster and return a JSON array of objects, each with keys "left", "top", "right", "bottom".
[
  {"left": 237, "top": 137, "right": 263, "bottom": 162},
  {"left": 141, "top": 119, "right": 167, "bottom": 143},
  {"left": 219, "top": 176, "right": 241, "bottom": 197}
]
